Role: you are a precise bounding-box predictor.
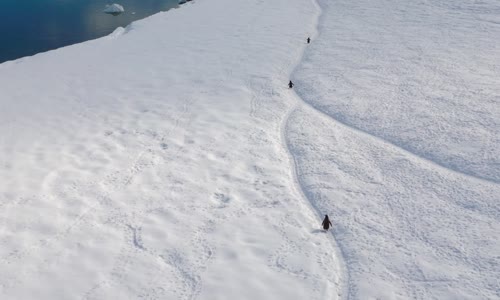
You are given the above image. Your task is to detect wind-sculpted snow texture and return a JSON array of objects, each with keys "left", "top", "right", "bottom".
[
  {"left": 290, "top": 0, "right": 500, "bottom": 298},
  {"left": 1, "top": 0, "right": 499, "bottom": 299},
  {"left": 0, "top": 0, "right": 345, "bottom": 299},
  {"left": 294, "top": 0, "right": 500, "bottom": 183}
]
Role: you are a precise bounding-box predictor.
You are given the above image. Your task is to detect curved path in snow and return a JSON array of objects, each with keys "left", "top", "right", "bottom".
[
  {"left": 282, "top": 105, "right": 351, "bottom": 300},
  {"left": 281, "top": 0, "right": 351, "bottom": 298}
]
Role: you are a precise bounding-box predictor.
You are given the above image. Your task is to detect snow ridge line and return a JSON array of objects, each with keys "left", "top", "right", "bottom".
[
  {"left": 279, "top": 0, "right": 351, "bottom": 299},
  {"left": 292, "top": 2, "right": 498, "bottom": 187},
  {"left": 296, "top": 98, "right": 499, "bottom": 186},
  {"left": 297, "top": 99, "right": 499, "bottom": 186}
]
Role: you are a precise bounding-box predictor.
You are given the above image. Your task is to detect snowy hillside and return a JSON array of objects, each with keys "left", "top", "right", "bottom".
[
  {"left": 295, "top": 0, "right": 500, "bottom": 184},
  {"left": 0, "top": 0, "right": 498, "bottom": 299},
  {"left": 291, "top": 0, "right": 500, "bottom": 298}
]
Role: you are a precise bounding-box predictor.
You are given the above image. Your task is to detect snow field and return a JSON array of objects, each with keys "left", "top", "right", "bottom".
[
  {"left": 0, "top": 0, "right": 498, "bottom": 298},
  {"left": 294, "top": 0, "right": 500, "bottom": 183},
  {"left": 288, "top": 0, "right": 500, "bottom": 298},
  {"left": 0, "top": 0, "right": 346, "bottom": 299},
  {"left": 286, "top": 102, "right": 500, "bottom": 299}
]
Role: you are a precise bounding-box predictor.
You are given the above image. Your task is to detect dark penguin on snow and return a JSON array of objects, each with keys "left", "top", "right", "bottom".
[
  {"left": 288, "top": 80, "right": 294, "bottom": 89},
  {"left": 322, "top": 215, "right": 332, "bottom": 231}
]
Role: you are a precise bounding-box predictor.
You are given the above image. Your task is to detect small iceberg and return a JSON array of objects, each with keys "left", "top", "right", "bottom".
[{"left": 104, "top": 4, "right": 125, "bottom": 15}]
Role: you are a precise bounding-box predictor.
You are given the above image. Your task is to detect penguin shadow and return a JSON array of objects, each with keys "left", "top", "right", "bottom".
[{"left": 311, "top": 229, "right": 327, "bottom": 234}]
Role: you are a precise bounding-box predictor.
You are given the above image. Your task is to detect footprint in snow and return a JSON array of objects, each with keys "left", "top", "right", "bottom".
[{"left": 213, "top": 192, "right": 231, "bottom": 208}]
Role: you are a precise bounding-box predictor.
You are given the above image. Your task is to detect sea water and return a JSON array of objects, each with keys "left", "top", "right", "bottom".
[{"left": 0, "top": 0, "right": 179, "bottom": 63}]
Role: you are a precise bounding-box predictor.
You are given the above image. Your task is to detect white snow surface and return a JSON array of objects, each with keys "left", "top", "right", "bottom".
[{"left": 0, "top": 0, "right": 499, "bottom": 299}]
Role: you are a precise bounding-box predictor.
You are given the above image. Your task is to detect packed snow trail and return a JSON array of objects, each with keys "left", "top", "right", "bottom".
[
  {"left": 282, "top": 100, "right": 351, "bottom": 300},
  {"left": 287, "top": 0, "right": 500, "bottom": 298},
  {"left": 279, "top": 0, "right": 351, "bottom": 298},
  {"left": 0, "top": 0, "right": 346, "bottom": 299}
]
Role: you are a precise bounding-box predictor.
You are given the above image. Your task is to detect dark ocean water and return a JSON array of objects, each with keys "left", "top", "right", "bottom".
[{"left": 0, "top": 0, "right": 179, "bottom": 63}]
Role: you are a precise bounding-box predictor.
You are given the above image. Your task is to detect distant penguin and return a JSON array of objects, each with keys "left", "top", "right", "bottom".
[
  {"left": 322, "top": 215, "right": 332, "bottom": 231},
  {"left": 288, "top": 80, "right": 294, "bottom": 89},
  {"left": 307, "top": 37, "right": 311, "bottom": 44}
]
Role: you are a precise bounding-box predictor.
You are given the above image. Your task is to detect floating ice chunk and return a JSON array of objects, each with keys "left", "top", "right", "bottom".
[{"left": 104, "top": 4, "right": 125, "bottom": 15}]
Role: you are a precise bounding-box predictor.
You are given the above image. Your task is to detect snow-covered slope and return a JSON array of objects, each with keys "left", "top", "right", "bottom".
[
  {"left": 0, "top": 0, "right": 344, "bottom": 299},
  {"left": 291, "top": 0, "right": 500, "bottom": 298},
  {"left": 0, "top": 0, "right": 498, "bottom": 299},
  {"left": 294, "top": 0, "right": 500, "bottom": 183}
]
